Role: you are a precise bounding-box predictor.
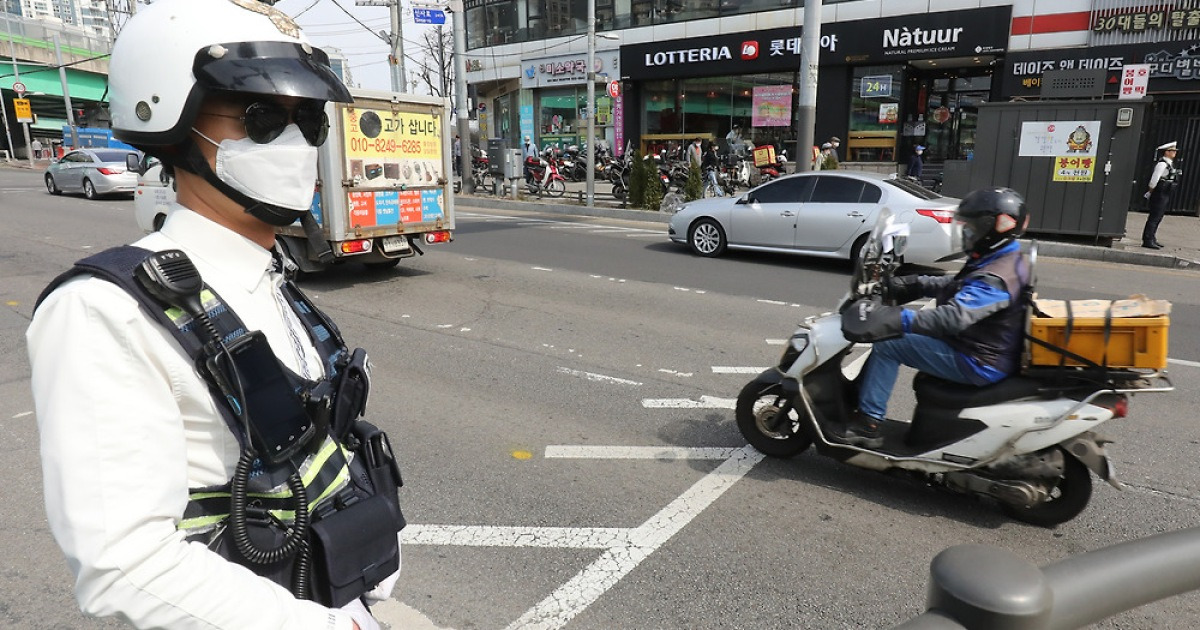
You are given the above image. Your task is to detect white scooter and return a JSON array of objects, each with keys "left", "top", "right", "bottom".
[{"left": 735, "top": 210, "right": 1173, "bottom": 526}]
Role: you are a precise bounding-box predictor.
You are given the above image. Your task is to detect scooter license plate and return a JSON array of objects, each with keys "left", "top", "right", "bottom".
[{"left": 381, "top": 236, "right": 411, "bottom": 254}]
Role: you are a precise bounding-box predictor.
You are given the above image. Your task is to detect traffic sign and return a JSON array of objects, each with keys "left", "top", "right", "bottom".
[
  {"left": 413, "top": 8, "right": 446, "bottom": 23},
  {"left": 13, "top": 98, "right": 32, "bottom": 123},
  {"left": 607, "top": 81, "right": 620, "bottom": 98},
  {"left": 12, "top": 81, "right": 26, "bottom": 97}
]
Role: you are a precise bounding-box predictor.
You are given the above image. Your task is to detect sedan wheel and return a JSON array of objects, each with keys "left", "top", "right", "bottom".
[
  {"left": 688, "top": 218, "right": 727, "bottom": 257},
  {"left": 45, "top": 174, "right": 61, "bottom": 195},
  {"left": 83, "top": 179, "right": 97, "bottom": 200}
]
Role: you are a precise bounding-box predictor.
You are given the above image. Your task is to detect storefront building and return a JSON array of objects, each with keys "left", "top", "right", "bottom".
[
  {"left": 1002, "top": 1, "right": 1200, "bottom": 214},
  {"left": 619, "top": 6, "right": 1011, "bottom": 167}
]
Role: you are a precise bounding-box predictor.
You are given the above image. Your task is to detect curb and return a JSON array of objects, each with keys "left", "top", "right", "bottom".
[{"left": 1035, "top": 241, "right": 1200, "bottom": 270}]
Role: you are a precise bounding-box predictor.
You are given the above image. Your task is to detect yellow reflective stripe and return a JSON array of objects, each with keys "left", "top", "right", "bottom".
[
  {"left": 165, "top": 290, "right": 218, "bottom": 324},
  {"left": 179, "top": 514, "right": 226, "bottom": 531}
]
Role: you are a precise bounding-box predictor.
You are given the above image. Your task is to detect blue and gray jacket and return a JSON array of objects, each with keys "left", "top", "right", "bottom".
[{"left": 899, "top": 240, "right": 1030, "bottom": 384}]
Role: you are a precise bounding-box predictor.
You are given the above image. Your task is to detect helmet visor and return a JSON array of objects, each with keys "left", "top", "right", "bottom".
[{"left": 193, "top": 41, "right": 353, "bottom": 104}]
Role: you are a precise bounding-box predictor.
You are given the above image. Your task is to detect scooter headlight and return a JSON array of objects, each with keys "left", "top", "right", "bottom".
[{"left": 778, "top": 332, "right": 810, "bottom": 370}]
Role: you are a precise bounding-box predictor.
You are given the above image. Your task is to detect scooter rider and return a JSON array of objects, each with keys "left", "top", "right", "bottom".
[
  {"left": 838, "top": 188, "right": 1032, "bottom": 448},
  {"left": 28, "top": 1, "right": 400, "bottom": 628}
]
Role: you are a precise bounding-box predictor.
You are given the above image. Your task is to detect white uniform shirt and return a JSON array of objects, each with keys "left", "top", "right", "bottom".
[
  {"left": 1149, "top": 156, "right": 1175, "bottom": 190},
  {"left": 28, "top": 207, "right": 361, "bottom": 630}
]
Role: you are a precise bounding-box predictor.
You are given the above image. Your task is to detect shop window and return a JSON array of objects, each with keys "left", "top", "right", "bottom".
[
  {"left": 538, "top": 88, "right": 583, "bottom": 149},
  {"left": 718, "top": 0, "right": 794, "bottom": 18},
  {"left": 848, "top": 64, "right": 903, "bottom": 162},
  {"left": 809, "top": 176, "right": 867, "bottom": 203}
]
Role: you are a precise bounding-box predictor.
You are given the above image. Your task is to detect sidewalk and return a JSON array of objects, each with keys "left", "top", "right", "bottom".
[{"left": 457, "top": 178, "right": 1200, "bottom": 271}]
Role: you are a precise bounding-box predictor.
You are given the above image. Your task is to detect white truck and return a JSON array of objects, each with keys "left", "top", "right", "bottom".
[{"left": 135, "top": 88, "right": 455, "bottom": 273}]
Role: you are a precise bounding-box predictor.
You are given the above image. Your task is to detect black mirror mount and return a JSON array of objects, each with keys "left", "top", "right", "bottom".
[{"left": 126, "top": 153, "right": 145, "bottom": 175}]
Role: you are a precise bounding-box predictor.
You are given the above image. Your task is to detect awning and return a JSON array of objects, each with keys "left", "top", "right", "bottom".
[
  {"left": 1, "top": 63, "right": 108, "bottom": 102},
  {"left": 30, "top": 116, "right": 69, "bottom": 132}
]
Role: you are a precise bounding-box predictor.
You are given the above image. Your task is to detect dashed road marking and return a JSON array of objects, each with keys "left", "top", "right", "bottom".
[
  {"left": 657, "top": 368, "right": 693, "bottom": 377},
  {"left": 557, "top": 366, "right": 643, "bottom": 386},
  {"left": 545, "top": 445, "right": 742, "bottom": 460},
  {"left": 641, "top": 396, "right": 736, "bottom": 409},
  {"left": 712, "top": 366, "right": 769, "bottom": 374},
  {"left": 532, "top": 266, "right": 554, "bottom": 271}
]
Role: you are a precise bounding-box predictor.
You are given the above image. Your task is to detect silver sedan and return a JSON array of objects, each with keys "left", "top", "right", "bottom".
[
  {"left": 668, "top": 171, "right": 960, "bottom": 266},
  {"left": 44, "top": 148, "right": 140, "bottom": 200}
]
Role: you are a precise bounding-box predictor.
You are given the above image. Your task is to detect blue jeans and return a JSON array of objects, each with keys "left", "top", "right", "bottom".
[
  {"left": 706, "top": 168, "right": 724, "bottom": 196},
  {"left": 857, "top": 334, "right": 979, "bottom": 420}
]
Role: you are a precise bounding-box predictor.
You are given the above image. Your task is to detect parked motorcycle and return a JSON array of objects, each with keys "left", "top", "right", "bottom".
[
  {"left": 735, "top": 209, "right": 1172, "bottom": 527},
  {"left": 758, "top": 149, "right": 788, "bottom": 184},
  {"left": 524, "top": 154, "right": 567, "bottom": 197}
]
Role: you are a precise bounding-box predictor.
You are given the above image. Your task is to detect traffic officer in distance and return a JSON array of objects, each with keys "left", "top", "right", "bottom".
[
  {"left": 1142, "top": 141, "right": 1180, "bottom": 249},
  {"left": 27, "top": 1, "right": 403, "bottom": 628}
]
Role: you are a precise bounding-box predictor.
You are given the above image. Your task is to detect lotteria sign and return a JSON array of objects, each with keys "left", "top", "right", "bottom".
[{"left": 621, "top": 6, "right": 1010, "bottom": 80}]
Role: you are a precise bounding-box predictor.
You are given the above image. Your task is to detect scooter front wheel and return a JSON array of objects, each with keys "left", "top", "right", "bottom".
[
  {"left": 546, "top": 179, "right": 566, "bottom": 197},
  {"left": 736, "top": 379, "right": 812, "bottom": 458}
]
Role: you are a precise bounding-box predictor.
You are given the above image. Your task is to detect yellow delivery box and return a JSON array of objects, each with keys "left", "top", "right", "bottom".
[{"left": 1028, "top": 295, "right": 1170, "bottom": 370}]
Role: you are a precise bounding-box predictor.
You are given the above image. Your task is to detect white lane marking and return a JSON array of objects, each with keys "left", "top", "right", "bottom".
[
  {"left": 518, "top": 221, "right": 555, "bottom": 226},
  {"left": 546, "top": 224, "right": 595, "bottom": 229},
  {"left": 545, "top": 445, "right": 742, "bottom": 460},
  {"left": 712, "top": 366, "right": 770, "bottom": 374},
  {"left": 12, "top": 411, "right": 33, "bottom": 419},
  {"left": 503, "top": 446, "right": 764, "bottom": 630},
  {"left": 557, "top": 366, "right": 643, "bottom": 386},
  {"left": 657, "top": 368, "right": 693, "bottom": 377},
  {"left": 1170, "top": 358, "right": 1200, "bottom": 368},
  {"left": 641, "top": 396, "right": 736, "bottom": 409},
  {"left": 757, "top": 299, "right": 787, "bottom": 305},
  {"left": 766, "top": 339, "right": 787, "bottom": 345},
  {"left": 532, "top": 266, "right": 554, "bottom": 271},
  {"left": 402, "top": 525, "right": 630, "bottom": 549}
]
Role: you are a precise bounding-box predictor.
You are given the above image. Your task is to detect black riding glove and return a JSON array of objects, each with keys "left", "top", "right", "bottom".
[
  {"left": 841, "top": 298, "right": 905, "bottom": 343},
  {"left": 885, "top": 275, "right": 923, "bottom": 305}
]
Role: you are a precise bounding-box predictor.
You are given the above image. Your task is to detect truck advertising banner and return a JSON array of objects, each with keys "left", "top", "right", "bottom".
[
  {"left": 342, "top": 105, "right": 444, "bottom": 189},
  {"left": 337, "top": 104, "right": 446, "bottom": 227}
]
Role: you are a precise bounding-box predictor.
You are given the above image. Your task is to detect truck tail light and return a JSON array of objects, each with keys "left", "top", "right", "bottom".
[
  {"left": 916, "top": 208, "right": 955, "bottom": 224},
  {"left": 425, "top": 230, "right": 452, "bottom": 244},
  {"left": 340, "top": 239, "right": 373, "bottom": 254}
]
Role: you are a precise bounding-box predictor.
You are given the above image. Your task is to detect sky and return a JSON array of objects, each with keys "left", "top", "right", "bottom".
[{"left": 272, "top": 0, "right": 437, "bottom": 93}]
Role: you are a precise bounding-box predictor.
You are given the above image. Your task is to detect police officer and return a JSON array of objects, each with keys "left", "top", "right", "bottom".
[
  {"left": 1142, "top": 141, "right": 1180, "bottom": 249},
  {"left": 27, "top": 1, "right": 396, "bottom": 628}
]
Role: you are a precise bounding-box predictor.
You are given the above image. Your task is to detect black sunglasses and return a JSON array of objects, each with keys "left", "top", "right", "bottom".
[{"left": 201, "top": 100, "right": 329, "bottom": 146}]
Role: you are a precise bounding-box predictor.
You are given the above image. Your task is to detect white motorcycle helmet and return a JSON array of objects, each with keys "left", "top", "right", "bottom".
[{"left": 109, "top": 0, "right": 352, "bottom": 225}]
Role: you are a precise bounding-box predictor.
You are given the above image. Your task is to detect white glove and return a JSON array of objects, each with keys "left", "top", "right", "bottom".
[
  {"left": 340, "top": 598, "right": 380, "bottom": 630},
  {"left": 1144, "top": 191, "right": 1152, "bottom": 199},
  {"left": 362, "top": 535, "right": 403, "bottom": 605}
]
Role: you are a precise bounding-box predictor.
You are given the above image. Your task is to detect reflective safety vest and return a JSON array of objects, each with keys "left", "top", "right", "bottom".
[{"left": 39, "top": 245, "right": 402, "bottom": 606}]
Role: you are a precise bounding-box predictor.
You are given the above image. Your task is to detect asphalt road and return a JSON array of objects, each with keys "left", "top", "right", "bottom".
[{"left": 3, "top": 166, "right": 1200, "bottom": 629}]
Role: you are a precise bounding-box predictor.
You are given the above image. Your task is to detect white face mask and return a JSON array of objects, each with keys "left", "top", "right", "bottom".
[{"left": 193, "top": 124, "right": 318, "bottom": 211}]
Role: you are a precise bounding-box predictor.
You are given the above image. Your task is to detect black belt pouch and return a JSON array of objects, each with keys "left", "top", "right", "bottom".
[
  {"left": 310, "top": 493, "right": 403, "bottom": 607},
  {"left": 310, "top": 420, "right": 406, "bottom": 607}
]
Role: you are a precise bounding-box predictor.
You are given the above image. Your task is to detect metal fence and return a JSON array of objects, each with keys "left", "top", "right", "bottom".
[{"left": 0, "top": 11, "right": 112, "bottom": 58}]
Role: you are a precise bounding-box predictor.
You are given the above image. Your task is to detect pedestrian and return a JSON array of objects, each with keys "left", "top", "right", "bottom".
[
  {"left": 453, "top": 134, "right": 462, "bottom": 175},
  {"left": 725, "top": 125, "right": 744, "bottom": 155},
  {"left": 31, "top": 137, "right": 43, "bottom": 159},
  {"left": 523, "top": 135, "right": 538, "bottom": 181},
  {"left": 826, "top": 136, "right": 841, "bottom": 168},
  {"left": 688, "top": 137, "right": 703, "bottom": 168},
  {"left": 820, "top": 142, "right": 838, "bottom": 170},
  {"left": 27, "top": 1, "right": 404, "bottom": 628},
  {"left": 701, "top": 142, "right": 724, "bottom": 197},
  {"left": 1142, "top": 141, "right": 1180, "bottom": 249},
  {"left": 908, "top": 144, "right": 925, "bottom": 182}
]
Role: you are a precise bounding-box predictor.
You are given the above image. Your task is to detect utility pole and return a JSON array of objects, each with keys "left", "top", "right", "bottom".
[
  {"left": 449, "top": 0, "right": 471, "bottom": 192},
  {"left": 4, "top": 16, "right": 33, "bottom": 168},
  {"left": 584, "top": 0, "right": 596, "bottom": 207},
  {"left": 356, "top": 0, "right": 407, "bottom": 93},
  {"left": 794, "top": 0, "right": 822, "bottom": 172},
  {"left": 54, "top": 34, "right": 79, "bottom": 149}
]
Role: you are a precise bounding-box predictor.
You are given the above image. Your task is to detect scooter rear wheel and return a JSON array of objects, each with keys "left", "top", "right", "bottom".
[
  {"left": 736, "top": 379, "right": 812, "bottom": 458},
  {"left": 1000, "top": 448, "right": 1092, "bottom": 527}
]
